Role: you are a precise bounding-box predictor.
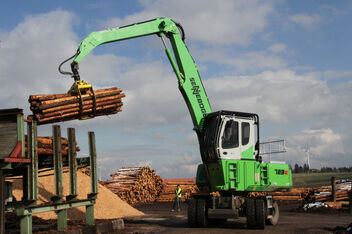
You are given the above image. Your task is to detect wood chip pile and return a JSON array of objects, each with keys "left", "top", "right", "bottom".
[
  {"left": 24, "top": 136, "right": 80, "bottom": 156},
  {"left": 28, "top": 87, "right": 125, "bottom": 125},
  {"left": 10, "top": 169, "right": 143, "bottom": 220},
  {"left": 156, "top": 178, "right": 199, "bottom": 202},
  {"left": 101, "top": 166, "right": 163, "bottom": 204}
]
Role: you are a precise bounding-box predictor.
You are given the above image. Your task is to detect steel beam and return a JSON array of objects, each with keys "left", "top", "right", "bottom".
[{"left": 17, "top": 199, "right": 95, "bottom": 215}]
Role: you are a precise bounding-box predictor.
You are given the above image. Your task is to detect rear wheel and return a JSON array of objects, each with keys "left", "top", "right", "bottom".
[
  {"left": 246, "top": 198, "right": 256, "bottom": 229},
  {"left": 196, "top": 199, "right": 208, "bottom": 227},
  {"left": 266, "top": 201, "right": 279, "bottom": 225},
  {"left": 188, "top": 199, "right": 197, "bottom": 227},
  {"left": 255, "top": 199, "right": 266, "bottom": 229}
]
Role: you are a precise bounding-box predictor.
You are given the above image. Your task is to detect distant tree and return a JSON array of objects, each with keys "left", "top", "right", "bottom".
[
  {"left": 294, "top": 164, "right": 300, "bottom": 173},
  {"left": 303, "top": 163, "right": 309, "bottom": 173},
  {"left": 299, "top": 165, "right": 304, "bottom": 173},
  {"left": 326, "top": 167, "right": 333, "bottom": 172}
]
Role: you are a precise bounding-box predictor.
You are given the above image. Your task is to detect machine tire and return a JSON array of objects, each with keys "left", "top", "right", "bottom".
[
  {"left": 188, "top": 199, "right": 198, "bottom": 227},
  {"left": 255, "top": 199, "right": 266, "bottom": 229},
  {"left": 266, "top": 201, "right": 279, "bottom": 225},
  {"left": 246, "top": 198, "right": 256, "bottom": 229},
  {"left": 196, "top": 199, "right": 208, "bottom": 228}
]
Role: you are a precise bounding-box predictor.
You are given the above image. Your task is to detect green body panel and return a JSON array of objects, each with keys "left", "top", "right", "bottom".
[
  {"left": 241, "top": 146, "right": 254, "bottom": 160},
  {"left": 72, "top": 17, "right": 211, "bottom": 132},
  {"left": 197, "top": 160, "right": 292, "bottom": 192}
]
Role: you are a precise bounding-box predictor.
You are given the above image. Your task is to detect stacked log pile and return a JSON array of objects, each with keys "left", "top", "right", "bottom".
[
  {"left": 309, "top": 182, "right": 352, "bottom": 202},
  {"left": 24, "top": 136, "right": 80, "bottom": 156},
  {"left": 28, "top": 87, "right": 125, "bottom": 125},
  {"left": 156, "top": 178, "right": 199, "bottom": 202},
  {"left": 249, "top": 182, "right": 351, "bottom": 203},
  {"left": 101, "top": 167, "right": 163, "bottom": 204},
  {"left": 249, "top": 187, "right": 312, "bottom": 202}
]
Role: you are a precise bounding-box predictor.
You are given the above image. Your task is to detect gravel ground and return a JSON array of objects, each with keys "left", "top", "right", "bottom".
[{"left": 119, "top": 202, "right": 352, "bottom": 234}]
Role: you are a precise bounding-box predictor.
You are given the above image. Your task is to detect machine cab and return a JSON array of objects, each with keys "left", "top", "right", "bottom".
[{"left": 199, "top": 110, "right": 259, "bottom": 163}]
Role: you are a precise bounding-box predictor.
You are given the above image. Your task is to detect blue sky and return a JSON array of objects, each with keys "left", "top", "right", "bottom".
[{"left": 1, "top": 0, "right": 351, "bottom": 179}]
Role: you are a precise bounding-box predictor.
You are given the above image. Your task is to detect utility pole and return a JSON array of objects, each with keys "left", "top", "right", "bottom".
[{"left": 306, "top": 143, "right": 310, "bottom": 173}]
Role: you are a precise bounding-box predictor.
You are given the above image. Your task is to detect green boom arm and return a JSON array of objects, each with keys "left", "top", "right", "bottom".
[{"left": 71, "top": 18, "right": 211, "bottom": 132}]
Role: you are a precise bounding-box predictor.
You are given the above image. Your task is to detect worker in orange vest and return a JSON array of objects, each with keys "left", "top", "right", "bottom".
[{"left": 171, "top": 184, "right": 182, "bottom": 212}]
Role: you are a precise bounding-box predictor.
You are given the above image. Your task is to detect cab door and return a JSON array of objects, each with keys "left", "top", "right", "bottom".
[{"left": 218, "top": 117, "right": 241, "bottom": 160}]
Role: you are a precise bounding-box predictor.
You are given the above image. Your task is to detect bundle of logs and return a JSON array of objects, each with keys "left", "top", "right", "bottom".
[
  {"left": 101, "top": 166, "right": 163, "bottom": 204},
  {"left": 249, "top": 182, "right": 351, "bottom": 203},
  {"left": 308, "top": 182, "right": 352, "bottom": 202},
  {"left": 249, "top": 187, "right": 312, "bottom": 202},
  {"left": 156, "top": 178, "right": 199, "bottom": 202},
  {"left": 24, "top": 136, "right": 80, "bottom": 156},
  {"left": 28, "top": 87, "right": 125, "bottom": 125}
]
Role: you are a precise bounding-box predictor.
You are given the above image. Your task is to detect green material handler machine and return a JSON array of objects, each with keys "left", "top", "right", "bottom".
[{"left": 59, "top": 17, "right": 292, "bottom": 229}]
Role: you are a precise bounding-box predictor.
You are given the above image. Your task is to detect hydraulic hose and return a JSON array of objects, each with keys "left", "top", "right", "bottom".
[{"left": 58, "top": 51, "right": 78, "bottom": 77}]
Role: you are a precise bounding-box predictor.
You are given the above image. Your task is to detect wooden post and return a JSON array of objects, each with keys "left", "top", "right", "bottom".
[
  {"left": 20, "top": 215, "right": 32, "bottom": 234},
  {"left": 88, "top": 132, "right": 98, "bottom": 195},
  {"left": 67, "top": 128, "right": 77, "bottom": 200},
  {"left": 349, "top": 189, "right": 352, "bottom": 214},
  {"left": 0, "top": 170, "right": 5, "bottom": 234},
  {"left": 331, "top": 177, "right": 336, "bottom": 202},
  {"left": 53, "top": 125, "right": 63, "bottom": 199},
  {"left": 52, "top": 125, "right": 66, "bottom": 231},
  {"left": 86, "top": 131, "right": 97, "bottom": 225},
  {"left": 27, "top": 121, "right": 38, "bottom": 201}
]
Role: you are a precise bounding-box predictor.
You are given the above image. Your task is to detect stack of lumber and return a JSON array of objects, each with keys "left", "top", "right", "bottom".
[
  {"left": 24, "top": 136, "right": 80, "bottom": 156},
  {"left": 249, "top": 182, "right": 351, "bottom": 204},
  {"left": 101, "top": 166, "right": 163, "bottom": 204},
  {"left": 28, "top": 87, "right": 125, "bottom": 125},
  {"left": 156, "top": 178, "right": 199, "bottom": 202},
  {"left": 309, "top": 182, "right": 352, "bottom": 202},
  {"left": 313, "top": 190, "right": 350, "bottom": 202},
  {"left": 249, "top": 187, "right": 312, "bottom": 202}
]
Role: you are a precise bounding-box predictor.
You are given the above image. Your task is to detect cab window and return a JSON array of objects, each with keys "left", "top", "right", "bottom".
[
  {"left": 222, "top": 120, "right": 239, "bottom": 149},
  {"left": 242, "top": 122, "right": 250, "bottom": 145}
]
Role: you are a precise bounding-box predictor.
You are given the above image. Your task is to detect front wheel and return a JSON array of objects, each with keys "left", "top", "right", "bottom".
[
  {"left": 188, "top": 199, "right": 197, "bottom": 227},
  {"left": 196, "top": 199, "right": 208, "bottom": 227}
]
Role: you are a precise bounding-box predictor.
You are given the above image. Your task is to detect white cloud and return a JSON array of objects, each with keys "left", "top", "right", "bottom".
[
  {"left": 268, "top": 43, "right": 287, "bottom": 53},
  {"left": 101, "top": 0, "right": 275, "bottom": 46},
  {"left": 286, "top": 128, "right": 349, "bottom": 168},
  {"left": 319, "top": 4, "right": 344, "bottom": 16},
  {"left": 205, "top": 69, "right": 339, "bottom": 124},
  {"left": 0, "top": 10, "right": 78, "bottom": 111},
  {"left": 195, "top": 48, "right": 288, "bottom": 72},
  {"left": 289, "top": 13, "right": 321, "bottom": 30},
  {"left": 158, "top": 153, "right": 201, "bottom": 178}
]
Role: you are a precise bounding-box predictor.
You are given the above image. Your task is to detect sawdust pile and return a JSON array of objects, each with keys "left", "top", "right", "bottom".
[{"left": 10, "top": 169, "right": 143, "bottom": 220}]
